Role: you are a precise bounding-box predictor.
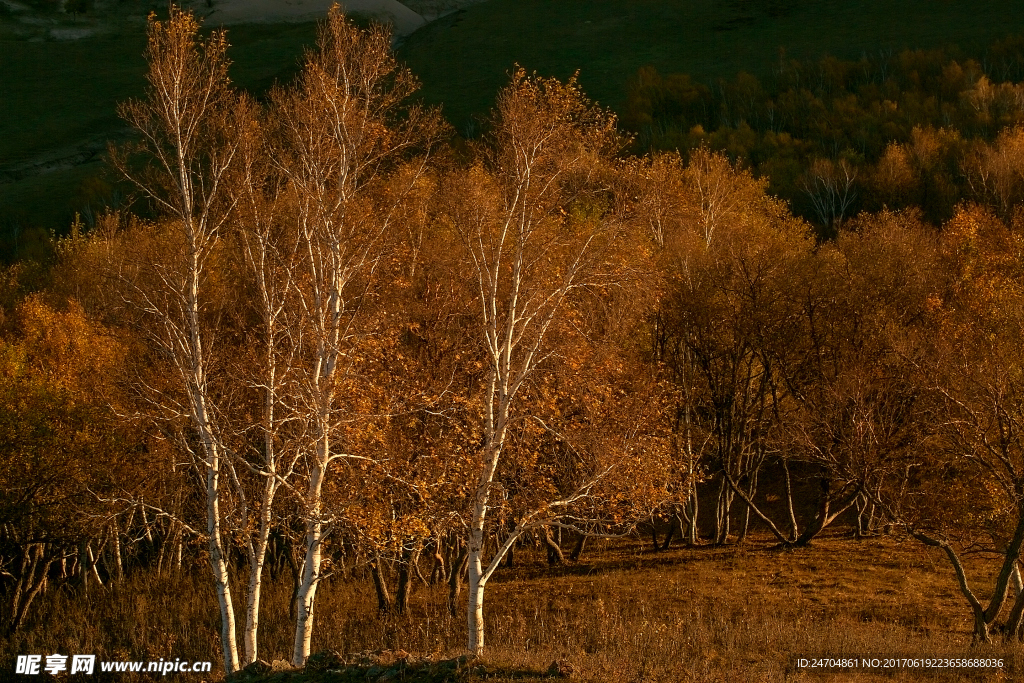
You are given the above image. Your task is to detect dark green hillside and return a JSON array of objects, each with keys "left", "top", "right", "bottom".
[
  {"left": 2, "top": 0, "right": 1022, "bottom": 257},
  {"left": 398, "top": 0, "right": 1024, "bottom": 133},
  {"left": 0, "top": 15, "right": 317, "bottom": 258}
]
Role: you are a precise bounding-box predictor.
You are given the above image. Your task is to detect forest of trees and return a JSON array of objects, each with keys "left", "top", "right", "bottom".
[
  {"left": 623, "top": 36, "right": 1024, "bottom": 233},
  {"left": 4, "top": 8, "right": 1024, "bottom": 675}
]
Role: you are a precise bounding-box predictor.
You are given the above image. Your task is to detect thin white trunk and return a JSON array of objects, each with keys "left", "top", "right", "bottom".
[
  {"left": 466, "top": 465, "right": 493, "bottom": 654},
  {"left": 466, "top": 550, "right": 486, "bottom": 654},
  {"left": 465, "top": 384, "right": 507, "bottom": 655},
  {"left": 205, "top": 441, "right": 240, "bottom": 673},
  {"left": 87, "top": 544, "right": 103, "bottom": 587},
  {"left": 292, "top": 448, "right": 326, "bottom": 666},
  {"left": 116, "top": 13, "right": 241, "bottom": 674},
  {"left": 111, "top": 519, "right": 123, "bottom": 581},
  {"left": 243, "top": 475, "right": 277, "bottom": 665}
]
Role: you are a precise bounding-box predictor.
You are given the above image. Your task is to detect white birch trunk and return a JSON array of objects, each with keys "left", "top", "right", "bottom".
[
  {"left": 191, "top": 250, "right": 241, "bottom": 673},
  {"left": 242, "top": 474, "right": 277, "bottom": 665},
  {"left": 205, "top": 450, "right": 240, "bottom": 674},
  {"left": 466, "top": 549, "right": 487, "bottom": 653},
  {"left": 292, "top": 446, "right": 327, "bottom": 665},
  {"left": 115, "top": 11, "right": 243, "bottom": 674}
]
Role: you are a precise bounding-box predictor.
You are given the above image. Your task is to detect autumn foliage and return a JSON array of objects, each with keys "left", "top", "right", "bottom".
[{"left": 6, "top": 6, "right": 1024, "bottom": 675}]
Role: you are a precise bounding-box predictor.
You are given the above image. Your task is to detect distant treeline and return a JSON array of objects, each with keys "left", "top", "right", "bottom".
[{"left": 623, "top": 35, "right": 1024, "bottom": 232}]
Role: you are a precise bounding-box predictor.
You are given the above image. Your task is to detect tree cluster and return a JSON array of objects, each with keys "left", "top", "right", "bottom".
[
  {"left": 623, "top": 37, "right": 1024, "bottom": 232},
  {"left": 4, "top": 8, "right": 1024, "bottom": 674}
]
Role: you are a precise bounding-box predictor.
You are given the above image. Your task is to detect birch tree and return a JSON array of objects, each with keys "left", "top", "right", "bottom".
[
  {"left": 650, "top": 151, "right": 807, "bottom": 545},
  {"left": 775, "top": 211, "right": 939, "bottom": 545},
  {"left": 893, "top": 204, "right": 1024, "bottom": 643},
  {"left": 110, "top": 10, "right": 243, "bottom": 672},
  {"left": 268, "top": 8, "right": 442, "bottom": 664},
  {"left": 443, "top": 70, "right": 672, "bottom": 654},
  {"left": 221, "top": 99, "right": 304, "bottom": 666}
]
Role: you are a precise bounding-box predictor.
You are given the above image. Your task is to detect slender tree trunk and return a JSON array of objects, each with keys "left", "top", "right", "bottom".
[
  {"left": 430, "top": 540, "right": 446, "bottom": 585},
  {"left": 466, "top": 386, "right": 507, "bottom": 654},
  {"left": 87, "top": 543, "right": 104, "bottom": 586},
  {"left": 395, "top": 545, "right": 416, "bottom": 615},
  {"left": 504, "top": 541, "right": 515, "bottom": 567},
  {"left": 292, "top": 454, "right": 326, "bottom": 666},
  {"left": 910, "top": 529, "right": 992, "bottom": 644},
  {"left": 414, "top": 549, "right": 431, "bottom": 586},
  {"left": 715, "top": 475, "right": 731, "bottom": 544},
  {"left": 660, "top": 515, "right": 677, "bottom": 551},
  {"left": 111, "top": 520, "right": 124, "bottom": 582},
  {"left": 447, "top": 544, "right": 468, "bottom": 617},
  {"left": 723, "top": 470, "right": 793, "bottom": 545},
  {"left": 570, "top": 533, "right": 588, "bottom": 561},
  {"left": 738, "top": 470, "right": 757, "bottom": 544},
  {"left": 1005, "top": 564, "right": 1024, "bottom": 642},
  {"left": 466, "top": 550, "right": 487, "bottom": 654},
  {"left": 783, "top": 459, "right": 799, "bottom": 542},
  {"left": 6, "top": 543, "right": 53, "bottom": 635},
  {"left": 370, "top": 555, "right": 392, "bottom": 613},
  {"left": 205, "top": 439, "right": 240, "bottom": 673},
  {"left": 77, "top": 540, "right": 90, "bottom": 596},
  {"left": 686, "top": 485, "right": 700, "bottom": 546},
  {"left": 242, "top": 476, "right": 277, "bottom": 665},
  {"left": 855, "top": 492, "right": 869, "bottom": 538},
  {"left": 544, "top": 526, "right": 566, "bottom": 565}
]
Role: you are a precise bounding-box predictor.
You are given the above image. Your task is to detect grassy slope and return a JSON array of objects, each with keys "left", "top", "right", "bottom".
[
  {"left": 4, "top": 535, "right": 1021, "bottom": 682},
  {"left": 0, "top": 15, "right": 317, "bottom": 234},
  {"left": 0, "top": 31, "right": 146, "bottom": 166},
  {"left": 397, "top": 0, "right": 1024, "bottom": 133},
  {"left": 2, "top": 0, "right": 1023, "bottom": 238}
]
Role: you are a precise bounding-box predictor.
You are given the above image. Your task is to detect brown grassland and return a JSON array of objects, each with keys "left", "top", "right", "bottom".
[{"left": 5, "top": 530, "right": 1023, "bottom": 682}]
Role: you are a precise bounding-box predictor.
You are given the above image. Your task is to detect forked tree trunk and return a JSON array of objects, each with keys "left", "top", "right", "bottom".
[
  {"left": 794, "top": 481, "right": 861, "bottom": 547},
  {"left": 911, "top": 508, "right": 1024, "bottom": 645},
  {"left": 6, "top": 543, "right": 54, "bottom": 635},
  {"left": 544, "top": 527, "right": 566, "bottom": 565},
  {"left": 370, "top": 555, "right": 393, "bottom": 613}
]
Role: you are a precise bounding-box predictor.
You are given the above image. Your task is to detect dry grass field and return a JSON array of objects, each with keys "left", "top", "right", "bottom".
[{"left": 5, "top": 532, "right": 1023, "bottom": 681}]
